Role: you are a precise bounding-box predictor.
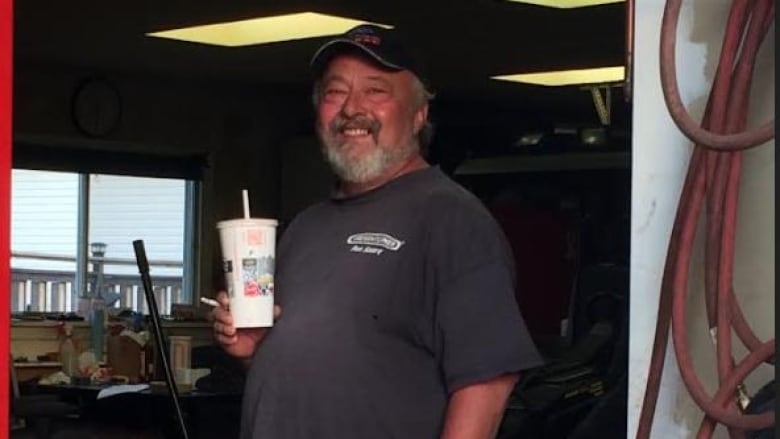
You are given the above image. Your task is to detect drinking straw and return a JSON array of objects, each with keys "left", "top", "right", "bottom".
[{"left": 242, "top": 189, "right": 250, "bottom": 219}]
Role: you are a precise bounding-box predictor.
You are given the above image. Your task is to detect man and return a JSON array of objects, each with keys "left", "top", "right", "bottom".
[{"left": 211, "top": 24, "right": 542, "bottom": 438}]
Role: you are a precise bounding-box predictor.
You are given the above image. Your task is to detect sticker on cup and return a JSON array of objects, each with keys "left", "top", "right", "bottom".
[{"left": 242, "top": 258, "right": 275, "bottom": 297}]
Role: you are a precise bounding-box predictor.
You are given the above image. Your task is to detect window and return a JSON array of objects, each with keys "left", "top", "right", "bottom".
[{"left": 10, "top": 169, "right": 199, "bottom": 315}]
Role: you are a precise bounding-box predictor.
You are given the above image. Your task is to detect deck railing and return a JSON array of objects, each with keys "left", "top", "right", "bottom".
[{"left": 10, "top": 251, "right": 184, "bottom": 315}]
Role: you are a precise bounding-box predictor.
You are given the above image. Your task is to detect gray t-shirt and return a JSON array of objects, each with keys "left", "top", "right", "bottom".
[{"left": 240, "top": 166, "right": 542, "bottom": 439}]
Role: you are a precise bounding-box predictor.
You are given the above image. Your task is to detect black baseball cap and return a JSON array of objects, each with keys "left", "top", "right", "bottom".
[{"left": 310, "top": 24, "right": 428, "bottom": 86}]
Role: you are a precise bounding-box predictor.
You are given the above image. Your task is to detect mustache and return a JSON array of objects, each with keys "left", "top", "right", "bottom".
[{"left": 329, "top": 115, "right": 381, "bottom": 138}]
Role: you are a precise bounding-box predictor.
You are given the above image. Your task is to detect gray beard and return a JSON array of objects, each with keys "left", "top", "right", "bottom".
[{"left": 321, "top": 138, "right": 417, "bottom": 184}]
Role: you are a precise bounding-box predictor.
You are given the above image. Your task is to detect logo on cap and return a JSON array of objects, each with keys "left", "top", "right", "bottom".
[{"left": 351, "top": 33, "right": 381, "bottom": 46}]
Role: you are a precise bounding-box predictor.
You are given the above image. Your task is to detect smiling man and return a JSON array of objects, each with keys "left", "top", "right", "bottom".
[
  {"left": 314, "top": 48, "right": 428, "bottom": 195},
  {"left": 211, "top": 24, "right": 542, "bottom": 439}
]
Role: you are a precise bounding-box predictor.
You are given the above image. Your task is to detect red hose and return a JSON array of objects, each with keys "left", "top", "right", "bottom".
[
  {"left": 637, "top": 0, "right": 776, "bottom": 437},
  {"left": 659, "top": 0, "right": 774, "bottom": 150},
  {"left": 703, "top": 0, "right": 750, "bottom": 328}
]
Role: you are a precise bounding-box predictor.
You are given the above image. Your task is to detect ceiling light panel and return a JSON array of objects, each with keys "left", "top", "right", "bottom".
[
  {"left": 505, "top": 0, "right": 624, "bottom": 8},
  {"left": 147, "top": 12, "right": 392, "bottom": 47},
  {"left": 492, "top": 66, "right": 624, "bottom": 86}
]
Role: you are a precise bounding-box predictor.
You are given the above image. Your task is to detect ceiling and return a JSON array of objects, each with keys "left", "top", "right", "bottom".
[{"left": 14, "top": 0, "right": 630, "bottom": 160}]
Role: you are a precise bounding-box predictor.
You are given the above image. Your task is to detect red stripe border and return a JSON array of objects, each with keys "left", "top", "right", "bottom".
[{"left": 0, "top": 0, "right": 12, "bottom": 436}]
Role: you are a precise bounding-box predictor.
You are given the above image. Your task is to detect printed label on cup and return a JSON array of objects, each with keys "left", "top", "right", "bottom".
[
  {"left": 247, "top": 229, "right": 265, "bottom": 246},
  {"left": 241, "top": 258, "right": 275, "bottom": 297}
]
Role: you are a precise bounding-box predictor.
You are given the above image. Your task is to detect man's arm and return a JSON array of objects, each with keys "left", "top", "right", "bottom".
[{"left": 440, "top": 373, "right": 519, "bottom": 439}]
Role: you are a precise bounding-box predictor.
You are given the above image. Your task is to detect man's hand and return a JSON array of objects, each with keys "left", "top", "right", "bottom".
[{"left": 208, "top": 291, "right": 281, "bottom": 359}]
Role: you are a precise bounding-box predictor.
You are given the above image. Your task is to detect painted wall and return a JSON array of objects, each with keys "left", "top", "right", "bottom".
[
  {"left": 629, "top": 1, "right": 774, "bottom": 437},
  {"left": 1, "top": 0, "right": 13, "bottom": 429},
  {"left": 10, "top": 170, "right": 78, "bottom": 272},
  {"left": 11, "top": 171, "right": 186, "bottom": 276}
]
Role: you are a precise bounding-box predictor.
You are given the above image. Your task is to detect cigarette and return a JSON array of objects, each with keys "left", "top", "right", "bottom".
[{"left": 200, "top": 297, "right": 220, "bottom": 307}]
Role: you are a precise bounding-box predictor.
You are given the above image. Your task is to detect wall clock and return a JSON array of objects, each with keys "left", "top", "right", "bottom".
[{"left": 71, "top": 77, "right": 122, "bottom": 138}]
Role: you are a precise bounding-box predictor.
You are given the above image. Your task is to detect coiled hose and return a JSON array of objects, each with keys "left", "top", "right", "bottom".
[{"left": 636, "top": 0, "right": 775, "bottom": 438}]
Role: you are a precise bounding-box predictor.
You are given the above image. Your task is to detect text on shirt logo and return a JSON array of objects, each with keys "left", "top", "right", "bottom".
[{"left": 347, "top": 232, "right": 404, "bottom": 256}]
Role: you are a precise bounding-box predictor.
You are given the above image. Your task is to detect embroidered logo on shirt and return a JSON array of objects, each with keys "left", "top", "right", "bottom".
[{"left": 347, "top": 232, "right": 404, "bottom": 255}]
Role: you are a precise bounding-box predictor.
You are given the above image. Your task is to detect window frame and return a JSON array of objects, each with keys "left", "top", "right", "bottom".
[{"left": 10, "top": 141, "right": 205, "bottom": 314}]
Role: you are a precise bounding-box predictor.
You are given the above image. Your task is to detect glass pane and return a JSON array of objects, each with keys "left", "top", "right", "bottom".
[
  {"left": 88, "top": 174, "right": 186, "bottom": 314},
  {"left": 10, "top": 170, "right": 79, "bottom": 313}
]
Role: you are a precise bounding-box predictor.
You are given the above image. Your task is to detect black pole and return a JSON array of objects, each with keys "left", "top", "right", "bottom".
[{"left": 133, "top": 240, "right": 190, "bottom": 439}]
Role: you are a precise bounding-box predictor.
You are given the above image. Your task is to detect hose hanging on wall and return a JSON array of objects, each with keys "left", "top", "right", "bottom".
[{"left": 636, "top": 0, "right": 775, "bottom": 438}]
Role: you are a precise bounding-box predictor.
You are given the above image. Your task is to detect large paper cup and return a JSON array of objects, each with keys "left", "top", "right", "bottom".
[{"left": 217, "top": 218, "right": 278, "bottom": 328}]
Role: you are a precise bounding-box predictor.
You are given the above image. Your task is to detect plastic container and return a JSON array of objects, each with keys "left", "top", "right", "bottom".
[
  {"left": 59, "top": 324, "right": 78, "bottom": 377},
  {"left": 90, "top": 295, "right": 106, "bottom": 362},
  {"left": 169, "top": 335, "right": 192, "bottom": 371},
  {"left": 217, "top": 218, "right": 278, "bottom": 327}
]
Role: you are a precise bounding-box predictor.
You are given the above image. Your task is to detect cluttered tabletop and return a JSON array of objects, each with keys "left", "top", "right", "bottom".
[{"left": 12, "top": 305, "right": 244, "bottom": 397}]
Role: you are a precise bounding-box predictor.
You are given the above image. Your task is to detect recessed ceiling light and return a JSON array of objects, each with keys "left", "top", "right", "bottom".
[
  {"left": 146, "top": 12, "right": 392, "bottom": 47},
  {"left": 505, "top": 0, "right": 624, "bottom": 8},
  {"left": 492, "top": 66, "right": 624, "bottom": 86}
]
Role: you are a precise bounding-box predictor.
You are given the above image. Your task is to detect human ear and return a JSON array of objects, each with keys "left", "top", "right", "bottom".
[{"left": 413, "top": 103, "right": 429, "bottom": 135}]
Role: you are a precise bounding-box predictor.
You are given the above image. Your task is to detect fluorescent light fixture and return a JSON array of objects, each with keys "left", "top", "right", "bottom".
[
  {"left": 505, "top": 0, "right": 624, "bottom": 8},
  {"left": 492, "top": 66, "right": 624, "bottom": 86},
  {"left": 147, "top": 12, "right": 392, "bottom": 47}
]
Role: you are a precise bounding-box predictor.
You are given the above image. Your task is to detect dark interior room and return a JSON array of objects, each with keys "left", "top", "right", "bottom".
[{"left": 9, "top": 1, "right": 632, "bottom": 438}]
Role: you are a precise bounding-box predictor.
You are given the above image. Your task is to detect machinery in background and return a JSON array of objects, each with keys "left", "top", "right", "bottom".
[{"left": 498, "top": 264, "right": 628, "bottom": 439}]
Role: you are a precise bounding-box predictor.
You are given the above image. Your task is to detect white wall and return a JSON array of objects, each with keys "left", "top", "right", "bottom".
[
  {"left": 630, "top": 1, "right": 774, "bottom": 438},
  {"left": 11, "top": 171, "right": 185, "bottom": 276},
  {"left": 10, "top": 170, "right": 78, "bottom": 272},
  {"left": 89, "top": 174, "right": 185, "bottom": 276}
]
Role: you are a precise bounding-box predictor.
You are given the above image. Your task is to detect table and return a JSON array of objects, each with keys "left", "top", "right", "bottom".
[
  {"left": 13, "top": 361, "right": 63, "bottom": 382},
  {"left": 37, "top": 383, "right": 243, "bottom": 439}
]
